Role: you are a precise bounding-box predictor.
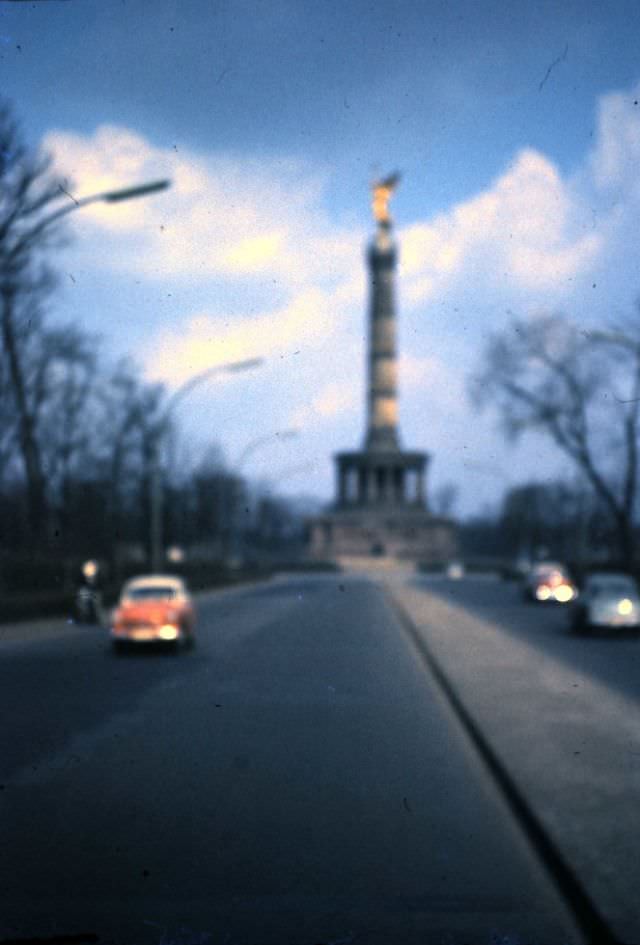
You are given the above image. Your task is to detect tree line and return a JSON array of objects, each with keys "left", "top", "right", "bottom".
[
  {"left": 0, "top": 99, "right": 303, "bottom": 591},
  {"left": 0, "top": 99, "right": 175, "bottom": 572}
]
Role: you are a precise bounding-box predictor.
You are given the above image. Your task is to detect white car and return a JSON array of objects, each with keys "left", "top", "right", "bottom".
[
  {"left": 570, "top": 572, "right": 640, "bottom": 634},
  {"left": 446, "top": 561, "right": 465, "bottom": 580}
]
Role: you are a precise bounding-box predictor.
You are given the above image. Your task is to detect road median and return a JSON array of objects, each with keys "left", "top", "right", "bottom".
[{"left": 382, "top": 575, "right": 640, "bottom": 944}]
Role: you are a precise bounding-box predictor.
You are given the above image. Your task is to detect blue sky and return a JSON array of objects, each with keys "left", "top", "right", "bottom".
[{"left": 2, "top": 0, "right": 640, "bottom": 514}]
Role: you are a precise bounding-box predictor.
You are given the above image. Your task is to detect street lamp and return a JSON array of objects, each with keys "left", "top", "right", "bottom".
[
  {"left": 0, "top": 174, "right": 171, "bottom": 549},
  {"left": 6, "top": 179, "right": 172, "bottom": 261},
  {"left": 229, "top": 429, "right": 300, "bottom": 564},
  {"left": 235, "top": 429, "right": 300, "bottom": 469},
  {"left": 250, "top": 461, "right": 316, "bottom": 560},
  {"left": 16, "top": 175, "right": 172, "bottom": 569},
  {"left": 101, "top": 180, "right": 171, "bottom": 203},
  {"left": 150, "top": 357, "right": 264, "bottom": 572},
  {"left": 262, "top": 461, "right": 317, "bottom": 482}
]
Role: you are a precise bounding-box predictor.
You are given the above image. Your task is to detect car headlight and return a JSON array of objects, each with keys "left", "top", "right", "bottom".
[
  {"left": 618, "top": 598, "right": 634, "bottom": 616},
  {"left": 554, "top": 584, "right": 575, "bottom": 603},
  {"left": 536, "top": 585, "right": 551, "bottom": 601},
  {"left": 159, "top": 624, "right": 179, "bottom": 640}
]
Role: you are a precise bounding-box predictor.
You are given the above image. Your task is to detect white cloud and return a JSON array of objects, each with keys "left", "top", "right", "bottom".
[
  {"left": 399, "top": 148, "right": 602, "bottom": 306},
  {"left": 47, "top": 118, "right": 608, "bottom": 326},
  {"left": 289, "top": 379, "right": 359, "bottom": 429},
  {"left": 45, "top": 126, "right": 361, "bottom": 289},
  {"left": 49, "top": 78, "right": 640, "bottom": 312},
  {"left": 590, "top": 82, "right": 640, "bottom": 193},
  {"left": 145, "top": 287, "right": 337, "bottom": 387},
  {"left": 399, "top": 353, "right": 462, "bottom": 400}
]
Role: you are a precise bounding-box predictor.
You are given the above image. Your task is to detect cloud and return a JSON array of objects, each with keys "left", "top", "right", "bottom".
[
  {"left": 590, "top": 82, "right": 640, "bottom": 193},
  {"left": 49, "top": 76, "right": 640, "bottom": 310},
  {"left": 399, "top": 148, "right": 602, "bottom": 307},
  {"left": 45, "top": 126, "right": 361, "bottom": 289},
  {"left": 47, "top": 118, "right": 607, "bottom": 324},
  {"left": 223, "top": 232, "right": 285, "bottom": 272},
  {"left": 289, "top": 379, "right": 359, "bottom": 429},
  {"left": 144, "top": 287, "right": 337, "bottom": 387}
]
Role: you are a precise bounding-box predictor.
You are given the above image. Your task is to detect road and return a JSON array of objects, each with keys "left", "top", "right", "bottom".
[{"left": 0, "top": 573, "right": 581, "bottom": 945}]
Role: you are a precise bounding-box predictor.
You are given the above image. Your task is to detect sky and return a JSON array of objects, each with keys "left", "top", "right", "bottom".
[{"left": 2, "top": 0, "right": 640, "bottom": 516}]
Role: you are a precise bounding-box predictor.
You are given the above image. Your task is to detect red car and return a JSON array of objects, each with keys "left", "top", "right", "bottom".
[
  {"left": 110, "top": 575, "right": 196, "bottom": 652},
  {"left": 523, "top": 562, "right": 577, "bottom": 603}
]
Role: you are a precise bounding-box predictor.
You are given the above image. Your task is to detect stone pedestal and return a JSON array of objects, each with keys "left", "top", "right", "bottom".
[{"left": 308, "top": 508, "right": 457, "bottom": 564}]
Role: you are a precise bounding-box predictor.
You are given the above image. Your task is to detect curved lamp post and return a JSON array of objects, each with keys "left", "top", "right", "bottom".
[
  {"left": 228, "top": 429, "right": 300, "bottom": 564},
  {"left": 150, "top": 357, "right": 264, "bottom": 571},
  {"left": 0, "top": 177, "right": 171, "bottom": 547},
  {"left": 4, "top": 179, "right": 172, "bottom": 260},
  {"left": 235, "top": 429, "right": 300, "bottom": 470},
  {"left": 250, "top": 461, "right": 316, "bottom": 560}
]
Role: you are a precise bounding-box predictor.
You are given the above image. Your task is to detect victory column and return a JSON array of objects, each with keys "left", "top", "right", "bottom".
[{"left": 309, "top": 175, "right": 457, "bottom": 564}]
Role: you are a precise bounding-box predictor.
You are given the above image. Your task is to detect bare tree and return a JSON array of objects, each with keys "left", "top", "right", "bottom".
[
  {"left": 0, "top": 100, "right": 70, "bottom": 543},
  {"left": 92, "top": 360, "right": 172, "bottom": 564},
  {"left": 473, "top": 313, "right": 640, "bottom": 564},
  {"left": 39, "top": 325, "right": 99, "bottom": 545}
]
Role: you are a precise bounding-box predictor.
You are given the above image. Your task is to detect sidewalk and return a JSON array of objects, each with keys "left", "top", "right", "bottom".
[
  {"left": 0, "top": 614, "right": 82, "bottom": 644},
  {"left": 382, "top": 573, "right": 640, "bottom": 943},
  {"left": 0, "top": 573, "right": 276, "bottom": 645}
]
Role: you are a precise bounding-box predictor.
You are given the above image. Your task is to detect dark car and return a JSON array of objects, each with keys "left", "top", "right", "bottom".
[{"left": 523, "top": 561, "right": 577, "bottom": 603}]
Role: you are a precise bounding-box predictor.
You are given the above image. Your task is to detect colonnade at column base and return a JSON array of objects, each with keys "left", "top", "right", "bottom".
[{"left": 335, "top": 448, "right": 429, "bottom": 510}]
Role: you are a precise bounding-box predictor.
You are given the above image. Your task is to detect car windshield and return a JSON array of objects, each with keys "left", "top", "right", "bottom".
[
  {"left": 124, "top": 586, "right": 178, "bottom": 601},
  {"left": 537, "top": 568, "right": 566, "bottom": 582},
  {"left": 4, "top": 3, "right": 640, "bottom": 944},
  {"left": 590, "top": 580, "right": 636, "bottom": 597},
  {"left": 534, "top": 563, "right": 566, "bottom": 576}
]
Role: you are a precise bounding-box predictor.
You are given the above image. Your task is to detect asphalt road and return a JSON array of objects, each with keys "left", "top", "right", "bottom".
[{"left": 0, "top": 574, "right": 581, "bottom": 945}]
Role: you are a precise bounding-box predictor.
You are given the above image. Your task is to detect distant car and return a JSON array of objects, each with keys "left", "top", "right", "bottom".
[
  {"left": 570, "top": 572, "right": 640, "bottom": 634},
  {"left": 446, "top": 561, "right": 465, "bottom": 580},
  {"left": 514, "top": 555, "right": 532, "bottom": 577},
  {"left": 523, "top": 561, "right": 577, "bottom": 603},
  {"left": 110, "top": 575, "right": 196, "bottom": 652}
]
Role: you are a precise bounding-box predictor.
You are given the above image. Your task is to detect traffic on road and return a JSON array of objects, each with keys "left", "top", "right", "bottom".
[{"left": 0, "top": 572, "right": 589, "bottom": 945}]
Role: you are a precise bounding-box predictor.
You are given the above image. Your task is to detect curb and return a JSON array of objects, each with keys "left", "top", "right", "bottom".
[{"left": 385, "top": 588, "right": 621, "bottom": 945}]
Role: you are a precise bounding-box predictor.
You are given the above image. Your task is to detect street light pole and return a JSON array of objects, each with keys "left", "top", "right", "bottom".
[
  {"left": 5, "top": 179, "right": 172, "bottom": 265},
  {"left": 0, "top": 175, "right": 171, "bottom": 551},
  {"left": 29, "top": 177, "right": 172, "bottom": 572},
  {"left": 235, "top": 429, "right": 300, "bottom": 471},
  {"left": 149, "top": 357, "right": 264, "bottom": 572},
  {"left": 251, "top": 462, "right": 316, "bottom": 561},
  {"left": 228, "top": 429, "right": 300, "bottom": 565}
]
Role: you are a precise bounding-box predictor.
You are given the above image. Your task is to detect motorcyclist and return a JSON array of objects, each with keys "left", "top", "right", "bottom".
[{"left": 74, "top": 559, "right": 104, "bottom": 625}]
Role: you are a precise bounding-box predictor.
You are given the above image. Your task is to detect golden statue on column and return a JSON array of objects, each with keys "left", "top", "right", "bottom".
[{"left": 371, "top": 172, "right": 401, "bottom": 224}]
